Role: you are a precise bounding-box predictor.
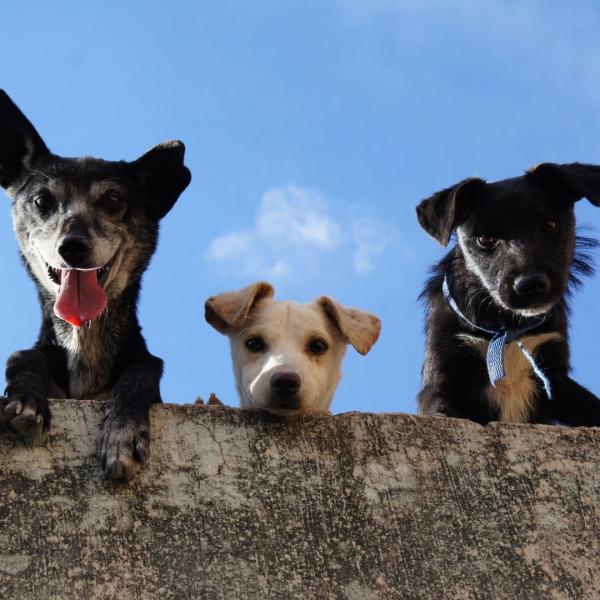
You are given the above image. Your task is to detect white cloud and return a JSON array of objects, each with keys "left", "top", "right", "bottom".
[
  {"left": 207, "top": 232, "right": 253, "bottom": 262},
  {"left": 206, "top": 184, "right": 397, "bottom": 280},
  {"left": 256, "top": 185, "right": 342, "bottom": 250},
  {"left": 352, "top": 218, "right": 390, "bottom": 275}
]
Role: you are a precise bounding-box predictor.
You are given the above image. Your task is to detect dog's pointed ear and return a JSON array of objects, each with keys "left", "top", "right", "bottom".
[
  {"left": 317, "top": 297, "right": 381, "bottom": 355},
  {"left": 133, "top": 140, "right": 192, "bottom": 219},
  {"left": 416, "top": 177, "right": 486, "bottom": 246},
  {"left": 528, "top": 162, "right": 600, "bottom": 206},
  {"left": 205, "top": 282, "right": 275, "bottom": 334},
  {"left": 0, "top": 90, "right": 50, "bottom": 190}
]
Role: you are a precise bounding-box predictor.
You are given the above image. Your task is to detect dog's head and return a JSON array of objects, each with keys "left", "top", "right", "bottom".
[
  {"left": 0, "top": 90, "right": 191, "bottom": 327},
  {"left": 416, "top": 163, "right": 600, "bottom": 316},
  {"left": 205, "top": 282, "right": 381, "bottom": 415}
]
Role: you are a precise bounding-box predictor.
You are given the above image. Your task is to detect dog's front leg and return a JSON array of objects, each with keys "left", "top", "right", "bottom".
[
  {"left": 536, "top": 342, "right": 600, "bottom": 426},
  {"left": 3, "top": 348, "right": 57, "bottom": 439},
  {"left": 549, "top": 377, "right": 600, "bottom": 427},
  {"left": 101, "top": 359, "right": 162, "bottom": 480},
  {"left": 418, "top": 385, "right": 463, "bottom": 418}
]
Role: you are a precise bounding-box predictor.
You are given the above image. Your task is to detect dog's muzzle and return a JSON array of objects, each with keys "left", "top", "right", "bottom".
[{"left": 47, "top": 234, "right": 116, "bottom": 327}]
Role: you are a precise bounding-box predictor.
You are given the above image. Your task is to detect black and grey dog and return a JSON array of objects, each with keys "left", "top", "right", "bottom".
[
  {"left": 0, "top": 90, "right": 191, "bottom": 478},
  {"left": 416, "top": 163, "right": 600, "bottom": 425}
]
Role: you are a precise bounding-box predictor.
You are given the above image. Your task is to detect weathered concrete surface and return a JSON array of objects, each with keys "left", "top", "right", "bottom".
[{"left": 1, "top": 401, "right": 599, "bottom": 600}]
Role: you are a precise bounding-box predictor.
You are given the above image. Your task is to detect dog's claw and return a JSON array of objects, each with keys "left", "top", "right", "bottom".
[
  {"left": 101, "top": 415, "right": 150, "bottom": 481},
  {"left": 11, "top": 409, "right": 44, "bottom": 438},
  {"left": 104, "top": 459, "right": 134, "bottom": 481},
  {"left": 4, "top": 397, "right": 48, "bottom": 441},
  {"left": 4, "top": 400, "right": 23, "bottom": 419},
  {"left": 133, "top": 439, "right": 148, "bottom": 465}
]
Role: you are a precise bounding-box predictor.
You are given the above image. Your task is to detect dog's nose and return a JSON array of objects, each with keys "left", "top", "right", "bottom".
[
  {"left": 513, "top": 273, "right": 551, "bottom": 300},
  {"left": 58, "top": 235, "right": 91, "bottom": 266},
  {"left": 270, "top": 372, "right": 301, "bottom": 397}
]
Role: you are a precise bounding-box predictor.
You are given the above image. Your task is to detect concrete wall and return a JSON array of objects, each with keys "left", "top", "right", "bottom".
[{"left": 1, "top": 400, "right": 599, "bottom": 599}]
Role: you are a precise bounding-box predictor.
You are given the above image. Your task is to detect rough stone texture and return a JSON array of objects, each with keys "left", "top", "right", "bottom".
[{"left": 1, "top": 400, "right": 599, "bottom": 599}]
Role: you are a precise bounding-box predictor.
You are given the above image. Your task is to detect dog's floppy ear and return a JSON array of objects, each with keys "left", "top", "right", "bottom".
[
  {"left": 133, "top": 140, "right": 192, "bottom": 219},
  {"left": 318, "top": 297, "right": 381, "bottom": 355},
  {"left": 416, "top": 177, "right": 486, "bottom": 246},
  {"left": 0, "top": 90, "right": 50, "bottom": 190},
  {"left": 528, "top": 162, "right": 600, "bottom": 206},
  {"left": 205, "top": 282, "right": 275, "bottom": 334}
]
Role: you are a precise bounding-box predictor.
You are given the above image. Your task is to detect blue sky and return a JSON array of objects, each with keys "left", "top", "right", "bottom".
[{"left": 1, "top": 1, "right": 599, "bottom": 414}]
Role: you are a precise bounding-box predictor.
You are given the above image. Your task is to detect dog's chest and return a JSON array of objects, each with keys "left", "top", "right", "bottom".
[
  {"left": 58, "top": 327, "right": 115, "bottom": 399},
  {"left": 457, "top": 332, "right": 561, "bottom": 423}
]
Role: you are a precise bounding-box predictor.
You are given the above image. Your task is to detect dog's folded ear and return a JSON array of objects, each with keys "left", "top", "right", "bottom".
[
  {"left": 0, "top": 90, "right": 50, "bottom": 190},
  {"left": 318, "top": 297, "right": 381, "bottom": 355},
  {"left": 416, "top": 177, "right": 486, "bottom": 246},
  {"left": 528, "top": 163, "right": 600, "bottom": 206},
  {"left": 205, "top": 282, "right": 275, "bottom": 334},
  {"left": 133, "top": 141, "right": 192, "bottom": 219}
]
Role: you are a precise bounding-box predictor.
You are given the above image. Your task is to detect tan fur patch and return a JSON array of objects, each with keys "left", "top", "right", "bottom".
[{"left": 457, "top": 332, "right": 562, "bottom": 423}]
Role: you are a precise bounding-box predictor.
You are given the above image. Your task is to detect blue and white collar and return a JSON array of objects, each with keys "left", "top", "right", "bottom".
[{"left": 442, "top": 277, "right": 553, "bottom": 400}]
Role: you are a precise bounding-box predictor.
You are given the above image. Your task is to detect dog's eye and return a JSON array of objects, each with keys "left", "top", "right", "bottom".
[
  {"left": 477, "top": 235, "right": 498, "bottom": 249},
  {"left": 103, "top": 192, "right": 124, "bottom": 212},
  {"left": 245, "top": 337, "right": 266, "bottom": 353},
  {"left": 33, "top": 192, "right": 56, "bottom": 213},
  {"left": 541, "top": 218, "right": 559, "bottom": 234},
  {"left": 308, "top": 338, "right": 329, "bottom": 356}
]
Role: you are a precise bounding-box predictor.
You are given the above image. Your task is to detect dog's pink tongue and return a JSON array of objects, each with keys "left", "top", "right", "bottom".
[{"left": 54, "top": 269, "right": 107, "bottom": 327}]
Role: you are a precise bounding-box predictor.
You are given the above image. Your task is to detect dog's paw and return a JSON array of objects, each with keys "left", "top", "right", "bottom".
[
  {"left": 207, "top": 393, "right": 224, "bottom": 406},
  {"left": 100, "top": 415, "right": 150, "bottom": 481},
  {"left": 195, "top": 393, "right": 225, "bottom": 408},
  {"left": 3, "top": 392, "right": 50, "bottom": 440}
]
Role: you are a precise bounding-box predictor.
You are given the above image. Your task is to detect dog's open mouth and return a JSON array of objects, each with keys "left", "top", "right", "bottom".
[
  {"left": 46, "top": 260, "right": 114, "bottom": 328},
  {"left": 46, "top": 261, "right": 113, "bottom": 287}
]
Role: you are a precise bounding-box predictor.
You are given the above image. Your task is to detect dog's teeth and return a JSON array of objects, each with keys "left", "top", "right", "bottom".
[
  {"left": 46, "top": 264, "right": 62, "bottom": 285},
  {"left": 96, "top": 262, "right": 112, "bottom": 282}
]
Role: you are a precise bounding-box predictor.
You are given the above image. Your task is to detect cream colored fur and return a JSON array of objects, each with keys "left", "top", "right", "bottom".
[{"left": 206, "top": 282, "right": 381, "bottom": 416}]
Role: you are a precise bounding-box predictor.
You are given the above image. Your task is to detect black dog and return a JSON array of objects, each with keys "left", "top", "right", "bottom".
[
  {"left": 0, "top": 91, "right": 191, "bottom": 478},
  {"left": 416, "top": 163, "right": 600, "bottom": 425}
]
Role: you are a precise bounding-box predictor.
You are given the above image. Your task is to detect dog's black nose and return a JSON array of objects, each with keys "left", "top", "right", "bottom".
[
  {"left": 58, "top": 235, "right": 92, "bottom": 266},
  {"left": 513, "top": 273, "right": 551, "bottom": 300},
  {"left": 270, "top": 372, "right": 301, "bottom": 397}
]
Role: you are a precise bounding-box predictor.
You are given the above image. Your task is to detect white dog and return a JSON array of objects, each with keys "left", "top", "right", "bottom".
[{"left": 205, "top": 282, "right": 381, "bottom": 416}]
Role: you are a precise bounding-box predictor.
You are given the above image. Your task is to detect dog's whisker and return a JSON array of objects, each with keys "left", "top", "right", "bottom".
[
  {"left": 475, "top": 295, "right": 488, "bottom": 320},
  {"left": 30, "top": 169, "right": 56, "bottom": 184}
]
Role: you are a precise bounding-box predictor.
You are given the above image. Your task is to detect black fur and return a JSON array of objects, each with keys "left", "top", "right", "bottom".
[
  {"left": 416, "top": 163, "right": 600, "bottom": 425},
  {"left": 0, "top": 90, "right": 191, "bottom": 478}
]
